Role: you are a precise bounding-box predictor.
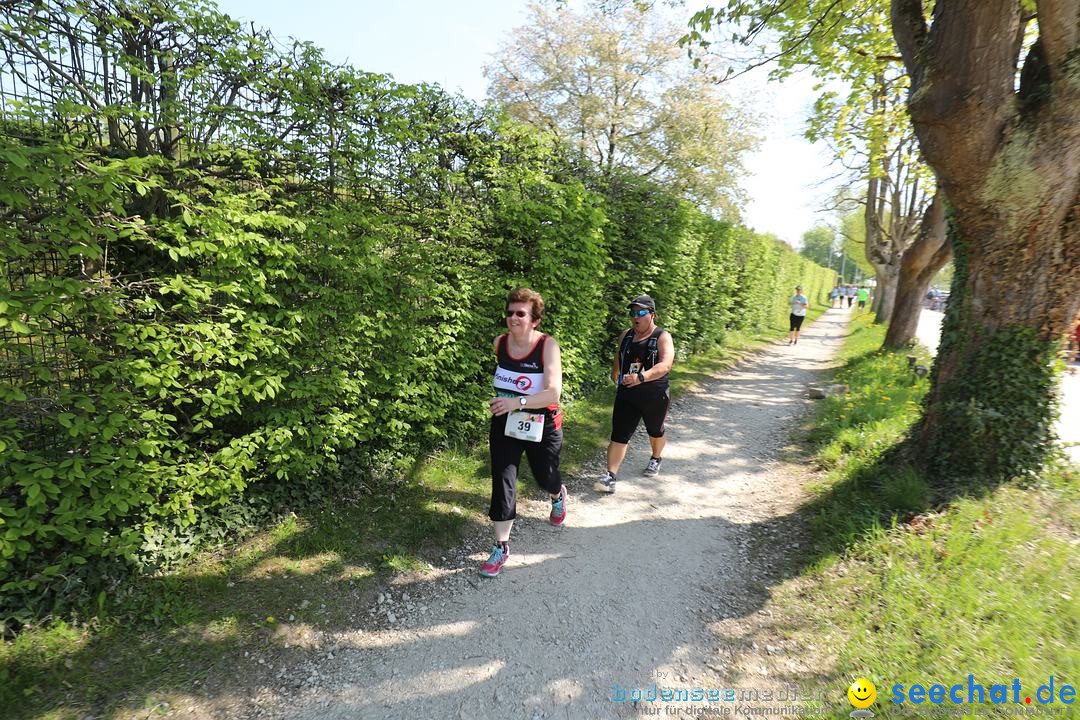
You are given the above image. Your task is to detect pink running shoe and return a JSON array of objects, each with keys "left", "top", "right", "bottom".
[
  {"left": 478, "top": 543, "right": 509, "bottom": 577},
  {"left": 549, "top": 484, "right": 567, "bottom": 526}
]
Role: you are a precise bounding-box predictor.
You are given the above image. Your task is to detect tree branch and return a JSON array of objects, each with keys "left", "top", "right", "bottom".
[
  {"left": 890, "top": 0, "right": 927, "bottom": 90},
  {"left": 893, "top": 1, "right": 1021, "bottom": 200},
  {"left": 902, "top": 190, "right": 949, "bottom": 273},
  {"left": 1036, "top": 0, "right": 1080, "bottom": 79},
  {"left": 0, "top": 25, "right": 105, "bottom": 111},
  {"left": 687, "top": 0, "right": 849, "bottom": 85}
]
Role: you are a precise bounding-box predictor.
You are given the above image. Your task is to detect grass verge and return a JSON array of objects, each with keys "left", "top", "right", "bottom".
[
  {"left": 1, "top": 316, "right": 793, "bottom": 719},
  {"left": 761, "top": 314, "right": 1079, "bottom": 717}
]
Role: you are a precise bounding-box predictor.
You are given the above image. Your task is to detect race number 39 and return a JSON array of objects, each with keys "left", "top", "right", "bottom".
[{"left": 505, "top": 410, "right": 545, "bottom": 442}]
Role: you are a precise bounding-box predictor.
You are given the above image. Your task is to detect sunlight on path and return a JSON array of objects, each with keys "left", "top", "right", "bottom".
[{"left": 235, "top": 310, "right": 854, "bottom": 720}]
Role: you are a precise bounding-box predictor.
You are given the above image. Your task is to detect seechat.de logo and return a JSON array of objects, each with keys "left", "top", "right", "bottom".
[{"left": 891, "top": 676, "right": 1076, "bottom": 707}]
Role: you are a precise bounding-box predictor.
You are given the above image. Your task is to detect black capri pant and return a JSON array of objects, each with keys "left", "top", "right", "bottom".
[
  {"left": 610, "top": 384, "right": 670, "bottom": 444},
  {"left": 789, "top": 313, "right": 806, "bottom": 332},
  {"left": 488, "top": 411, "right": 563, "bottom": 522}
]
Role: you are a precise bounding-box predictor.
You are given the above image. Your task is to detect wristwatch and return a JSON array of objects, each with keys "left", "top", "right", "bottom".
[
  {"left": 637, "top": 371, "right": 646, "bottom": 384},
  {"left": 518, "top": 396, "right": 527, "bottom": 407}
]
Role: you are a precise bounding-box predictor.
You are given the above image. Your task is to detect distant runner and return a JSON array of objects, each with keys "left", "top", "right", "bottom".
[
  {"left": 857, "top": 286, "right": 869, "bottom": 309},
  {"left": 788, "top": 285, "right": 809, "bottom": 345}
]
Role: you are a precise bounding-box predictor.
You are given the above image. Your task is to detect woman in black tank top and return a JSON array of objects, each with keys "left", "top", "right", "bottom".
[
  {"left": 595, "top": 294, "right": 675, "bottom": 494},
  {"left": 479, "top": 287, "right": 567, "bottom": 578}
]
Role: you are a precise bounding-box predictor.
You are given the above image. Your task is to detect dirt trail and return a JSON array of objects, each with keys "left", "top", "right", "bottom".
[{"left": 206, "top": 308, "right": 852, "bottom": 720}]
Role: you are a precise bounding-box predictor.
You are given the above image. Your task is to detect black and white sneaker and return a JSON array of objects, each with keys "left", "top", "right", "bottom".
[
  {"left": 594, "top": 471, "right": 616, "bottom": 494},
  {"left": 643, "top": 457, "right": 662, "bottom": 477}
]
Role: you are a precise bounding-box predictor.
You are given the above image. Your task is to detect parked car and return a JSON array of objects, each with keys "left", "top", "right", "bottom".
[{"left": 924, "top": 288, "right": 949, "bottom": 311}]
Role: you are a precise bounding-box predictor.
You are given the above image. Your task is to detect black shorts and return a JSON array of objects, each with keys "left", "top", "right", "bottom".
[
  {"left": 610, "top": 383, "right": 670, "bottom": 444},
  {"left": 789, "top": 313, "right": 805, "bottom": 331},
  {"left": 488, "top": 411, "right": 563, "bottom": 522},
  {"left": 858, "top": 300, "right": 866, "bottom": 308}
]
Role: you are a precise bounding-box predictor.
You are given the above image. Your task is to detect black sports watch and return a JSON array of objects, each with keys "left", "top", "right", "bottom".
[{"left": 636, "top": 371, "right": 646, "bottom": 384}]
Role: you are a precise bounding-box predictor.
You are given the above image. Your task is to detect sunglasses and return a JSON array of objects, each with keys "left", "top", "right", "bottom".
[
  {"left": 629, "top": 308, "right": 652, "bottom": 318},
  {"left": 506, "top": 310, "right": 533, "bottom": 319}
]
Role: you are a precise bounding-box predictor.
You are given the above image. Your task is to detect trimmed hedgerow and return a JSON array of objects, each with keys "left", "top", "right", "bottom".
[{"left": 0, "top": 1, "right": 832, "bottom": 623}]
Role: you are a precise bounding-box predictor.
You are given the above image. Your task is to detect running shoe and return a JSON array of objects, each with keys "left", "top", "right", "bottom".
[
  {"left": 478, "top": 543, "right": 509, "bottom": 577},
  {"left": 549, "top": 484, "right": 567, "bottom": 526},
  {"left": 594, "top": 471, "right": 616, "bottom": 494},
  {"left": 643, "top": 457, "right": 662, "bottom": 477}
]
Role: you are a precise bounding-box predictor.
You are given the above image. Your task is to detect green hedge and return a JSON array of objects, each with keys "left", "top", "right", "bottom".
[{"left": 0, "top": 1, "right": 832, "bottom": 622}]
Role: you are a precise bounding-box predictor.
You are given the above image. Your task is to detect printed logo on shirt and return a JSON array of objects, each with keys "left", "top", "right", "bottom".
[
  {"left": 495, "top": 366, "right": 545, "bottom": 396},
  {"left": 495, "top": 368, "right": 538, "bottom": 393}
]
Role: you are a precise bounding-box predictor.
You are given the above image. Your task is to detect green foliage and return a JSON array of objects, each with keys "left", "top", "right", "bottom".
[
  {"left": 778, "top": 311, "right": 1078, "bottom": 718},
  {"left": 824, "top": 480, "right": 1079, "bottom": 714},
  {"left": 0, "top": 140, "right": 315, "bottom": 617},
  {"left": 686, "top": 1, "right": 934, "bottom": 311},
  {"left": 806, "top": 316, "right": 931, "bottom": 550},
  {"left": 837, "top": 209, "right": 876, "bottom": 282},
  {"left": 0, "top": 0, "right": 832, "bottom": 623},
  {"left": 923, "top": 325, "right": 1060, "bottom": 482},
  {"left": 721, "top": 229, "right": 834, "bottom": 334},
  {"left": 799, "top": 225, "right": 836, "bottom": 268},
  {"left": 686, "top": 0, "right": 918, "bottom": 184},
  {"left": 916, "top": 219, "right": 1061, "bottom": 482}
]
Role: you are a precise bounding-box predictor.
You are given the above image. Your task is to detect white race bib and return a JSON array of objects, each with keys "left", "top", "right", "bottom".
[{"left": 504, "top": 410, "right": 545, "bottom": 442}]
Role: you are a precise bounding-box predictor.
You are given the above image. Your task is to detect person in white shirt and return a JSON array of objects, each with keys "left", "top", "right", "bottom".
[{"left": 788, "top": 286, "right": 809, "bottom": 345}]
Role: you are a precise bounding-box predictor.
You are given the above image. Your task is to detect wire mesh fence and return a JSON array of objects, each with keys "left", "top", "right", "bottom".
[
  {"left": 0, "top": 0, "right": 369, "bottom": 173},
  {"left": 0, "top": 0, "right": 323, "bottom": 456},
  {"left": 0, "top": 0, "right": 496, "bottom": 461}
]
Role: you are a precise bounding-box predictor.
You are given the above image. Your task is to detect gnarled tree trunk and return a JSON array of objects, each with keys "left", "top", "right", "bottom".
[
  {"left": 864, "top": 173, "right": 903, "bottom": 323},
  {"left": 892, "top": 0, "right": 1080, "bottom": 480},
  {"left": 872, "top": 266, "right": 899, "bottom": 320},
  {"left": 883, "top": 190, "right": 951, "bottom": 348}
]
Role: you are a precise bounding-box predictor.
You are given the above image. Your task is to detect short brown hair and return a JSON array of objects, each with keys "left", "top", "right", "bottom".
[{"left": 506, "top": 287, "right": 545, "bottom": 320}]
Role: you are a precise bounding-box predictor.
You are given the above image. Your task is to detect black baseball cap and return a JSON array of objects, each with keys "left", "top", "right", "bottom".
[{"left": 627, "top": 295, "right": 656, "bottom": 311}]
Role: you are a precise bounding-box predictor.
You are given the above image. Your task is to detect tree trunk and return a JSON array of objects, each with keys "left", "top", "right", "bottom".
[
  {"left": 863, "top": 168, "right": 906, "bottom": 325},
  {"left": 892, "top": 0, "right": 1080, "bottom": 481},
  {"left": 883, "top": 190, "right": 951, "bottom": 348},
  {"left": 913, "top": 204, "right": 1073, "bottom": 480},
  {"left": 872, "top": 268, "right": 898, "bottom": 322}
]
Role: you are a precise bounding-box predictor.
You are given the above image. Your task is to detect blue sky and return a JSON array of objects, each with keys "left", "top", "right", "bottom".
[{"left": 213, "top": 0, "right": 840, "bottom": 249}]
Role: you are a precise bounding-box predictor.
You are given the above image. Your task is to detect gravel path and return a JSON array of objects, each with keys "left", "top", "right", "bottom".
[{"left": 197, "top": 308, "right": 851, "bottom": 720}]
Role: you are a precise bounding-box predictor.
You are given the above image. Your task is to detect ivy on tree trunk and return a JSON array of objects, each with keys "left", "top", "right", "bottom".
[{"left": 892, "top": 0, "right": 1080, "bottom": 481}]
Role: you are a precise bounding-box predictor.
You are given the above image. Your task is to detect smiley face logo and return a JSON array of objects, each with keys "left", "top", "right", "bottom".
[{"left": 848, "top": 678, "right": 876, "bottom": 708}]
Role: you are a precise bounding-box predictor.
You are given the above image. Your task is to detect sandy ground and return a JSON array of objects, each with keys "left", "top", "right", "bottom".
[
  {"left": 174, "top": 308, "right": 851, "bottom": 720},
  {"left": 135, "top": 307, "right": 1077, "bottom": 720},
  {"left": 915, "top": 309, "right": 1079, "bottom": 463}
]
